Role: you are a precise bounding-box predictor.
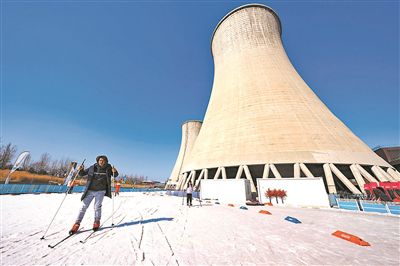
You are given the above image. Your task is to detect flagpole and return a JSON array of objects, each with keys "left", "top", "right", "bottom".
[{"left": 4, "top": 172, "right": 12, "bottom": 184}]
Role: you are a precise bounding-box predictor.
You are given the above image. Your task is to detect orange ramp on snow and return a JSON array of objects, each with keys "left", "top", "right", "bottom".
[
  {"left": 332, "top": 230, "right": 370, "bottom": 246},
  {"left": 259, "top": 210, "right": 272, "bottom": 215},
  {"left": 228, "top": 204, "right": 235, "bottom": 207}
]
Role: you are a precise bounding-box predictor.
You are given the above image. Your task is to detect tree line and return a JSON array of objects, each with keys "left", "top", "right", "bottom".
[
  {"left": 0, "top": 142, "right": 156, "bottom": 184},
  {"left": 0, "top": 142, "right": 72, "bottom": 177}
]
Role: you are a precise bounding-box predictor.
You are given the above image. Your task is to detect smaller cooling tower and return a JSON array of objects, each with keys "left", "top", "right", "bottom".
[{"left": 165, "top": 120, "right": 202, "bottom": 189}]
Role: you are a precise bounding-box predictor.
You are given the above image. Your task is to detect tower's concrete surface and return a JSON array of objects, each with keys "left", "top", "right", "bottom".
[
  {"left": 165, "top": 120, "right": 202, "bottom": 189},
  {"left": 175, "top": 4, "right": 399, "bottom": 194}
]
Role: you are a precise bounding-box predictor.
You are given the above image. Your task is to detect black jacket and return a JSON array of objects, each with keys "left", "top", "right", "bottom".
[{"left": 78, "top": 163, "right": 119, "bottom": 201}]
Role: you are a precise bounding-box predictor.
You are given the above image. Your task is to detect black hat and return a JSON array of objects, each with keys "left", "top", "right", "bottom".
[{"left": 96, "top": 155, "right": 108, "bottom": 163}]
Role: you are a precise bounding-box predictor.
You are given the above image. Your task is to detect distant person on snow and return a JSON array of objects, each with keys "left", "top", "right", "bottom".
[
  {"left": 69, "top": 155, "right": 118, "bottom": 234},
  {"left": 186, "top": 181, "right": 193, "bottom": 206},
  {"left": 114, "top": 180, "right": 121, "bottom": 196}
]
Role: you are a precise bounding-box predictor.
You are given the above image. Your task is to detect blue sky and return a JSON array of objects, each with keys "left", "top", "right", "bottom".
[{"left": 2, "top": 1, "right": 399, "bottom": 181}]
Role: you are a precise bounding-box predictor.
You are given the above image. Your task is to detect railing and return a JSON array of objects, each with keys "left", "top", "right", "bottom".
[
  {"left": 336, "top": 198, "right": 360, "bottom": 211},
  {"left": 0, "top": 184, "right": 68, "bottom": 194},
  {"left": 166, "top": 190, "right": 200, "bottom": 198},
  {"left": 0, "top": 184, "right": 164, "bottom": 195},
  {"left": 359, "top": 200, "right": 388, "bottom": 214},
  {"left": 335, "top": 197, "right": 399, "bottom": 215},
  {"left": 386, "top": 203, "right": 400, "bottom": 215}
]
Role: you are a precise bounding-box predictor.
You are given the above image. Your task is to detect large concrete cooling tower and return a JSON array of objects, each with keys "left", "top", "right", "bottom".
[
  {"left": 165, "top": 120, "right": 202, "bottom": 189},
  {"left": 178, "top": 4, "right": 400, "bottom": 194}
]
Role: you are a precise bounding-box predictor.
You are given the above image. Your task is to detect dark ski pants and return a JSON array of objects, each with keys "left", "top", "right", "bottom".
[{"left": 187, "top": 193, "right": 193, "bottom": 206}]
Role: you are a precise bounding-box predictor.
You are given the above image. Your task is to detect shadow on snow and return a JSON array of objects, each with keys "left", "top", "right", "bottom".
[{"left": 100, "top": 217, "right": 174, "bottom": 230}]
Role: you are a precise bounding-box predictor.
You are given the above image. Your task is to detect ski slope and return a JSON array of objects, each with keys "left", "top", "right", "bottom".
[{"left": 1, "top": 192, "right": 399, "bottom": 265}]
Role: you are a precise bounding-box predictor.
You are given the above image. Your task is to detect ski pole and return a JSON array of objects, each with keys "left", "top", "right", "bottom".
[
  {"left": 40, "top": 159, "right": 86, "bottom": 240},
  {"left": 111, "top": 165, "right": 115, "bottom": 226}
]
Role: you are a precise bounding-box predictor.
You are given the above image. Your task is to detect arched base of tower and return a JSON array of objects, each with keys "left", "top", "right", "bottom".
[{"left": 174, "top": 163, "right": 400, "bottom": 200}]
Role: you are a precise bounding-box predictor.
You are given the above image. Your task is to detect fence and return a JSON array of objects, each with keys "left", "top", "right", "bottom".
[
  {"left": 0, "top": 184, "right": 163, "bottom": 195},
  {"left": 0, "top": 184, "right": 68, "bottom": 194},
  {"left": 386, "top": 203, "right": 400, "bottom": 215},
  {"left": 336, "top": 199, "right": 360, "bottom": 211},
  {"left": 166, "top": 190, "right": 200, "bottom": 198},
  {"left": 359, "top": 201, "right": 388, "bottom": 214},
  {"left": 335, "top": 197, "right": 399, "bottom": 215}
]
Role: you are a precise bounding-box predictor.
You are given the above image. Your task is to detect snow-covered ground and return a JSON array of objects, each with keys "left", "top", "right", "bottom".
[{"left": 1, "top": 192, "right": 399, "bottom": 265}]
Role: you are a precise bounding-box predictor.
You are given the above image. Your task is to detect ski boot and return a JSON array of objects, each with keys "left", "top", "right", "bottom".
[
  {"left": 69, "top": 223, "right": 80, "bottom": 235},
  {"left": 93, "top": 221, "right": 100, "bottom": 231}
]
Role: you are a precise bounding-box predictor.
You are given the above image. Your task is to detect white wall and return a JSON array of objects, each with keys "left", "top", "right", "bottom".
[
  {"left": 257, "top": 178, "right": 330, "bottom": 208},
  {"left": 200, "top": 179, "right": 251, "bottom": 204}
]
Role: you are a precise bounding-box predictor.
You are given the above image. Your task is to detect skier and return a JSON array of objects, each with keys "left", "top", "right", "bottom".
[
  {"left": 115, "top": 180, "right": 121, "bottom": 196},
  {"left": 186, "top": 181, "right": 193, "bottom": 206},
  {"left": 69, "top": 155, "right": 118, "bottom": 234}
]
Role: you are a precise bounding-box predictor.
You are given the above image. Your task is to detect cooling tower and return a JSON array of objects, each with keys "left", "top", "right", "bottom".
[
  {"left": 165, "top": 120, "right": 202, "bottom": 189},
  {"left": 178, "top": 4, "right": 400, "bottom": 194}
]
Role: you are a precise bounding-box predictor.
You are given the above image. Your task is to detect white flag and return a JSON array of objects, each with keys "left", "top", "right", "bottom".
[
  {"left": 5, "top": 151, "right": 30, "bottom": 184},
  {"left": 10, "top": 151, "right": 30, "bottom": 174}
]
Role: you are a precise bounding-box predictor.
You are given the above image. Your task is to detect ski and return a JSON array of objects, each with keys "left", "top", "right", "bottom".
[
  {"left": 79, "top": 199, "right": 125, "bottom": 244},
  {"left": 80, "top": 214, "right": 125, "bottom": 244},
  {"left": 94, "top": 215, "right": 127, "bottom": 241},
  {"left": 80, "top": 226, "right": 106, "bottom": 244},
  {"left": 48, "top": 234, "right": 73, "bottom": 249},
  {"left": 47, "top": 227, "right": 86, "bottom": 249}
]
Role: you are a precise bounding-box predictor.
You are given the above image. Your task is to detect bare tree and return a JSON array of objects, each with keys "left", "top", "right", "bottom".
[
  {"left": 57, "top": 158, "right": 72, "bottom": 177},
  {"left": 41, "top": 157, "right": 72, "bottom": 177},
  {"left": 49, "top": 159, "right": 59, "bottom": 176},
  {"left": 36, "top": 153, "right": 51, "bottom": 174},
  {"left": 0, "top": 143, "right": 17, "bottom": 169}
]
